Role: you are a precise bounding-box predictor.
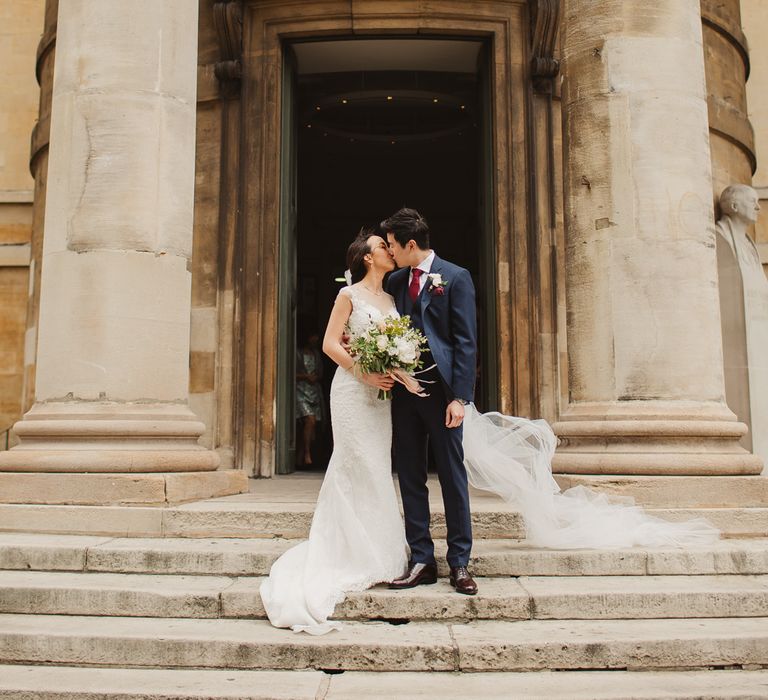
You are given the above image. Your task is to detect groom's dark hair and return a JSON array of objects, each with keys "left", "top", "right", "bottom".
[{"left": 380, "top": 207, "right": 430, "bottom": 250}]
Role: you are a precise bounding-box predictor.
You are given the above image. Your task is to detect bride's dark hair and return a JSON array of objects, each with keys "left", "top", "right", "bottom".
[{"left": 346, "top": 228, "right": 376, "bottom": 284}]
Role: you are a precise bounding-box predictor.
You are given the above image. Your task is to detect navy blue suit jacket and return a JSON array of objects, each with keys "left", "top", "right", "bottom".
[{"left": 387, "top": 255, "right": 478, "bottom": 403}]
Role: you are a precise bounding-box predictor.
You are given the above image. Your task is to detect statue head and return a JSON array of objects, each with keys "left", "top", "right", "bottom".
[{"left": 719, "top": 184, "right": 760, "bottom": 226}]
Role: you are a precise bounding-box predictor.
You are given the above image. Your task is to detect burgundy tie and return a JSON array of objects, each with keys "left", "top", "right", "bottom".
[{"left": 408, "top": 268, "right": 423, "bottom": 302}]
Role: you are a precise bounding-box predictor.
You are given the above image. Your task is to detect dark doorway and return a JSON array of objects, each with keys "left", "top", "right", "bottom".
[{"left": 279, "top": 38, "right": 496, "bottom": 473}]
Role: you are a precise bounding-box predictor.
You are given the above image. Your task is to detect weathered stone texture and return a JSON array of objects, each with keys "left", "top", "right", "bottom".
[
  {"left": 0, "top": 269, "right": 28, "bottom": 435},
  {"left": 554, "top": 0, "right": 761, "bottom": 475},
  {"left": 742, "top": 0, "right": 768, "bottom": 273},
  {"left": 0, "top": 0, "right": 44, "bottom": 435},
  {"left": 703, "top": 0, "right": 755, "bottom": 213}
]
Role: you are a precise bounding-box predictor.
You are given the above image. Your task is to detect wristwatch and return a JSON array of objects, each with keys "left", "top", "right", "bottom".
[{"left": 456, "top": 398, "right": 469, "bottom": 405}]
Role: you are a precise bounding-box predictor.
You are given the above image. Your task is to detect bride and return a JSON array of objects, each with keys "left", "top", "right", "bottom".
[
  {"left": 260, "top": 229, "right": 719, "bottom": 635},
  {"left": 260, "top": 230, "right": 408, "bottom": 635}
]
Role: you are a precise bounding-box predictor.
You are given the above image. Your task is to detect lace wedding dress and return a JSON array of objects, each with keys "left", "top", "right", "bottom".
[{"left": 260, "top": 286, "right": 408, "bottom": 635}]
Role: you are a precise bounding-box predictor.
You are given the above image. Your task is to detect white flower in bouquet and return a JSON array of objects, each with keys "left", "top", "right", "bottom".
[
  {"left": 376, "top": 335, "right": 389, "bottom": 351},
  {"left": 396, "top": 338, "right": 418, "bottom": 364}
]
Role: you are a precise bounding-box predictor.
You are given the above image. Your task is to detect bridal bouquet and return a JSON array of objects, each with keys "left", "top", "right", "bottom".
[{"left": 349, "top": 316, "right": 429, "bottom": 400}]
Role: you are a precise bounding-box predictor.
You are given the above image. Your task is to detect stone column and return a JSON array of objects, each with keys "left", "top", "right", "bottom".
[
  {"left": 553, "top": 0, "right": 762, "bottom": 475},
  {"left": 0, "top": 0, "right": 248, "bottom": 504}
]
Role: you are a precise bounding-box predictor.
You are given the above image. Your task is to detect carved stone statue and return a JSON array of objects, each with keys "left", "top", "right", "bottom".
[{"left": 716, "top": 184, "right": 768, "bottom": 472}]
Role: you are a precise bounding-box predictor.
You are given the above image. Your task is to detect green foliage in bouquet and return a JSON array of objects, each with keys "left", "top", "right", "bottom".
[{"left": 349, "top": 315, "right": 428, "bottom": 400}]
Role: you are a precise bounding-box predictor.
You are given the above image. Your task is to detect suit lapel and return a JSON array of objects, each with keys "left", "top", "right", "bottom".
[{"left": 420, "top": 255, "right": 443, "bottom": 314}]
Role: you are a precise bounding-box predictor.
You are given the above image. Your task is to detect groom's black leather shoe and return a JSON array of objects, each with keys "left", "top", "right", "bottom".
[
  {"left": 450, "top": 566, "right": 478, "bottom": 595},
  {"left": 389, "top": 562, "right": 438, "bottom": 590}
]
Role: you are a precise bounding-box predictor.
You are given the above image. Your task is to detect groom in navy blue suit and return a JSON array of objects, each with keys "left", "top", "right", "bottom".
[{"left": 382, "top": 208, "right": 479, "bottom": 595}]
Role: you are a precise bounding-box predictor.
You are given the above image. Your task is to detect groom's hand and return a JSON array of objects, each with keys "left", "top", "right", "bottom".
[
  {"left": 362, "top": 372, "right": 395, "bottom": 391},
  {"left": 445, "top": 400, "right": 465, "bottom": 428}
]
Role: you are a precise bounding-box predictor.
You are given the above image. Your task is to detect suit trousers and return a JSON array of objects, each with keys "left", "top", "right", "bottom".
[{"left": 392, "top": 373, "right": 473, "bottom": 568}]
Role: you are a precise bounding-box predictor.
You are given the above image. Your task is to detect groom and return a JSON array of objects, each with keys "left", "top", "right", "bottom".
[{"left": 382, "top": 208, "right": 478, "bottom": 595}]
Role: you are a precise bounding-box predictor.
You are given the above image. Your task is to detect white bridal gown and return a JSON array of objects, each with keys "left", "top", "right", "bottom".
[
  {"left": 261, "top": 286, "right": 720, "bottom": 635},
  {"left": 260, "top": 286, "right": 408, "bottom": 635}
]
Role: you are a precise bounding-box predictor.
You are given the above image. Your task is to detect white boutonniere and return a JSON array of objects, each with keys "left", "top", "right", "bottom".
[{"left": 427, "top": 273, "right": 447, "bottom": 296}]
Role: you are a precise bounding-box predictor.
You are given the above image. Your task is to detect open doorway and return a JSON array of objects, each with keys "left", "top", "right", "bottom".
[{"left": 277, "top": 38, "right": 497, "bottom": 473}]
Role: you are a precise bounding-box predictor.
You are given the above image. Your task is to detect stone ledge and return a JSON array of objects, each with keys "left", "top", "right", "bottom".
[
  {"left": 3, "top": 533, "right": 768, "bottom": 578},
  {"left": 648, "top": 507, "right": 768, "bottom": 538},
  {"left": 0, "top": 470, "right": 249, "bottom": 506},
  {"left": 2, "top": 570, "right": 767, "bottom": 622},
  {"left": 0, "top": 666, "right": 324, "bottom": 700},
  {"left": 0, "top": 502, "right": 524, "bottom": 539},
  {"left": 554, "top": 475, "right": 768, "bottom": 507},
  {"left": 327, "top": 669, "right": 768, "bottom": 700},
  {"left": 552, "top": 451, "right": 763, "bottom": 476},
  {"left": 2, "top": 666, "right": 768, "bottom": 700},
  {"left": 2, "top": 614, "right": 767, "bottom": 672},
  {"left": 2, "top": 499, "right": 767, "bottom": 538}
]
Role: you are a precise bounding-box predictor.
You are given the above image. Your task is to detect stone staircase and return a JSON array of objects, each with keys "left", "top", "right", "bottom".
[{"left": 1, "top": 476, "right": 768, "bottom": 698}]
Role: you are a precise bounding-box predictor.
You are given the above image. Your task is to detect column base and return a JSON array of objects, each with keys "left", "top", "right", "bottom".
[
  {"left": 0, "top": 402, "right": 220, "bottom": 473},
  {"left": 0, "top": 470, "right": 249, "bottom": 505},
  {"left": 552, "top": 402, "right": 764, "bottom": 476}
]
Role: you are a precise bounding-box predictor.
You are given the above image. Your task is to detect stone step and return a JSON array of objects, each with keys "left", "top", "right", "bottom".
[
  {"left": 2, "top": 500, "right": 767, "bottom": 539},
  {"left": 651, "top": 507, "right": 768, "bottom": 538},
  {"left": 1, "top": 614, "right": 767, "bottom": 671},
  {"left": 0, "top": 470, "right": 250, "bottom": 506},
  {"left": 0, "top": 500, "right": 525, "bottom": 539},
  {"left": 554, "top": 474, "right": 768, "bottom": 508},
  {"left": 3, "top": 569, "right": 768, "bottom": 621},
  {"left": 2, "top": 665, "right": 768, "bottom": 700},
  {"left": 4, "top": 533, "right": 768, "bottom": 577},
  {"left": 0, "top": 666, "right": 325, "bottom": 700}
]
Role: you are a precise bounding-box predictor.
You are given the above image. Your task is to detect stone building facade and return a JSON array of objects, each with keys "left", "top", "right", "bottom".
[
  {"left": 743, "top": 0, "right": 768, "bottom": 261},
  {"left": 0, "top": 0, "right": 44, "bottom": 439},
  {"left": 0, "top": 0, "right": 766, "bottom": 502}
]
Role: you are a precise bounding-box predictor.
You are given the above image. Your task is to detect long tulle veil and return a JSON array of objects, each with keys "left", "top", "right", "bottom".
[{"left": 461, "top": 404, "right": 720, "bottom": 548}]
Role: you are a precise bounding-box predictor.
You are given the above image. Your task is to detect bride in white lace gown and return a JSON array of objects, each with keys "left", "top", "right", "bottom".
[
  {"left": 260, "top": 231, "right": 408, "bottom": 635},
  {"left": 261, "top": 229, "right": 720, "bottom": 636}
]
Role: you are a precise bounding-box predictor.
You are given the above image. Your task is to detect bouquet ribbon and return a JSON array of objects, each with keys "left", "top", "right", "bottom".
[{"left": 390, "top": 364, "right": 437, "bottom": 398}]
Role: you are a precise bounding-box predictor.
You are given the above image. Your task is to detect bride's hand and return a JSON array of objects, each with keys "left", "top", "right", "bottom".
[{"left": 361, "top": 372, "right": 395, "bottom": 391}]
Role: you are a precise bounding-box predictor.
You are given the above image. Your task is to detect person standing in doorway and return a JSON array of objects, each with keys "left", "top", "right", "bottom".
[{"left": 296, "top": 319, "right": 325, "bottom": 466}]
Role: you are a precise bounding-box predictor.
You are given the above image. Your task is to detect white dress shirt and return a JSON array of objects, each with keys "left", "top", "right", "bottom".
[{"left": 408, "top": 250, "right": 436, "bottom": 295}]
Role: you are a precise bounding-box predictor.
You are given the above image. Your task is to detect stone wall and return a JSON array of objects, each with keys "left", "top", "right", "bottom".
[
  {"left": 742, "top": 0, "right": 768, "bottom": 273},
  {"left": 0, "top": 0, "right": 44, "bottom": 438},
  {"left": 2, "top": 0, "right": 763, "bottom": 471},
  {"left": 702, "top": 0, "right": 754, "bottom": 199},
  {"left": 188, "top": 0, "right": 238, "bottom": 465}
]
